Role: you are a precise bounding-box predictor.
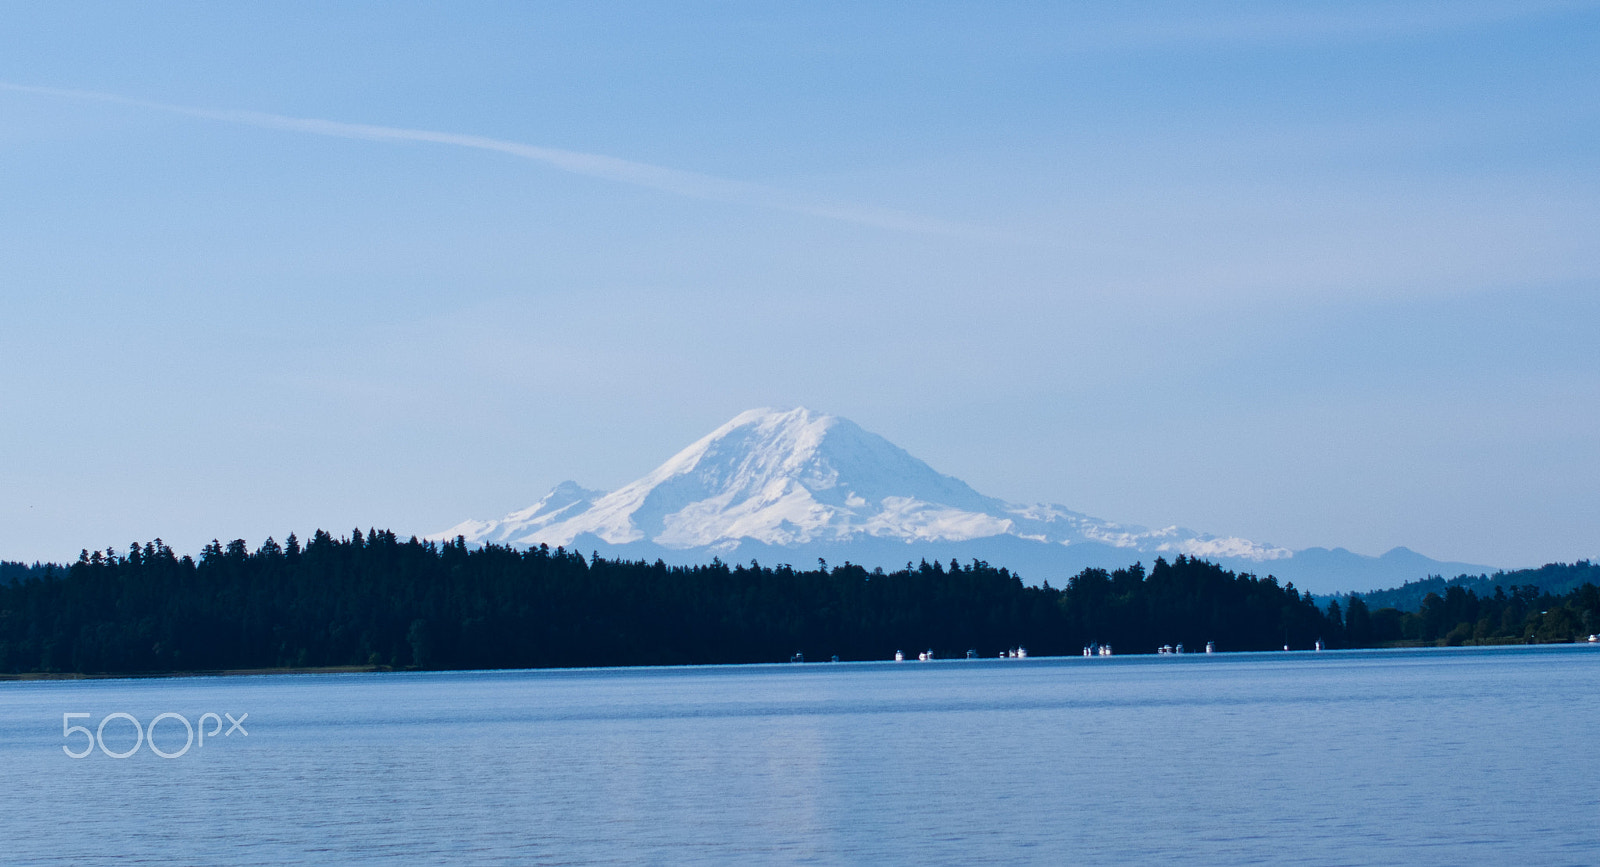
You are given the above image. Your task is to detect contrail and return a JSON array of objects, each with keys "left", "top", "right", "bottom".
[{"left": 0, "top": 82, "right": 982, "bottom": 236}]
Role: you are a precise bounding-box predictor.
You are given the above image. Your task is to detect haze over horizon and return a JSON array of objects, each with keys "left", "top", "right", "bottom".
[{"left": 3, "top": 3, "right": 1597, "bottom": 569}]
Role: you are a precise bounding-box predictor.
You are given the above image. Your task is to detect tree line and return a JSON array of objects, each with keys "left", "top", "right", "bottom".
[
  {"left": 1342, "top": 582, "right": 1600, "bottom": 646},
  {"left": 1349, "top": 560, "right": 1600, "bottom": 613},
  {"left": 0, "top": 531, "right": 1594, "bottom": 675},
  {"left": 0, "top": 560, "right": 59, "bottom": 586}
]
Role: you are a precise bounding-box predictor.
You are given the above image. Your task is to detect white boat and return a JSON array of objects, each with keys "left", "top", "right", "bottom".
[
  {"left": 894, "top": 649, "right": 904, "bottom": 662},
  {"left": 1016, "top": 647, "right": 1027, "bottom": 659},
  {"left": 1205, "top": 641, "right": 1215, "bottom": 654},
  {"left": 1315, "top": 639, "right": 1324, "bottom": 652}
]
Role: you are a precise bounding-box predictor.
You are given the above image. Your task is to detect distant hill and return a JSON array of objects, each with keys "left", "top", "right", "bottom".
[
  {"left": 1345, "top": 561, "right": 1600, "bottom": 612},
  {"left": 0, "top": 561, "right": 61, "bottom": 586}
]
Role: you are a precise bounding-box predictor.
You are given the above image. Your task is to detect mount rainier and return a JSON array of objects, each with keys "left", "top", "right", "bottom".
[{"left": 433, "top": 408, "right": 1492, "bottom": 594}]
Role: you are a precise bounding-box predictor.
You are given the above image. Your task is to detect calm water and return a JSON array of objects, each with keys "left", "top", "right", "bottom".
[{"left": 2, "top": 646, "right": 1599, "bottom": 865}]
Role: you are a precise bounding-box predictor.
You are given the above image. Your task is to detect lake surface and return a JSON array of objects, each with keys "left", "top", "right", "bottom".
[{"left": 3, "top": 645, "right": 1599, "bottom": 865}]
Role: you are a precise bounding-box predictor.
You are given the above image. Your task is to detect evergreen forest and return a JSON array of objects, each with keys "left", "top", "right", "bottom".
[{"left": 0, "top": 531, "right": 1595, "bottom": 676}]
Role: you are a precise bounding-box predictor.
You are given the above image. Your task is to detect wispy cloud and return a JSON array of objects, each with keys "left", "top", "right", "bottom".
[{"left": 0, "top": 82, "right": 980, "bottom": 237}]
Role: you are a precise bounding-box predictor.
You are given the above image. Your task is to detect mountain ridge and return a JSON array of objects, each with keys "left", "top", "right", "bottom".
[{"left": 432, "top": 407, "right": 1495, "bottom": 594}]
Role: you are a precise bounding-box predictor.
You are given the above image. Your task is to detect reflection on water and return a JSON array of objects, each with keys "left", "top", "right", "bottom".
[{"left": 3, "top": 646, "right": 1599, "bottom": 865}]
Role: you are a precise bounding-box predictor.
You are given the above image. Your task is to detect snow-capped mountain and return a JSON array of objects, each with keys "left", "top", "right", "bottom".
[
  {"left": 433, "top": 407, "right": 1492, "bottom": 593},
  {"left": 436, "top": 408, "right": 1288, "bottom": 561},
  {"left": 438, "top": 480, "right": 606, "bottom": 548}
]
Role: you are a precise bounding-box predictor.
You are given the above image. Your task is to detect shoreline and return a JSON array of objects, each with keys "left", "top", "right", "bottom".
[
  {"left": 2, "top": 639, "right": 1593, "bottom": 681},
  {"left": 0, "top": 664, "right": 396, "bottom": 682}
]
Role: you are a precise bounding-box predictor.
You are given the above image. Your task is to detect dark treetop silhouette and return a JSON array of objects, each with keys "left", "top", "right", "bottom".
[{"left": 0, "top": 531, "right": 1593, "bottom": 674}]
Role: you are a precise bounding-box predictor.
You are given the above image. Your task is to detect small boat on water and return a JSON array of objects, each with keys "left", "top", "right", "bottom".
[
  {"left": 966, "top": 649, "right": 978, "bottom": 659},
  {"left": 1205, "top": 641, "right": 1215, "bottom": 654},
  {"left": 791, "top": 652, "right": 804, "bottom": 663},
  {"left": 894, "top": 649, "right": 904, "bottom": 662},
  {"left": 1315, "top": 639, "right": 1324, "bottom": 652}
]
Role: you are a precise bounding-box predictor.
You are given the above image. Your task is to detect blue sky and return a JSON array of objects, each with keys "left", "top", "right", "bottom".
[{"left": 2, "top": 2, "right": 1597, "bottom": 567}]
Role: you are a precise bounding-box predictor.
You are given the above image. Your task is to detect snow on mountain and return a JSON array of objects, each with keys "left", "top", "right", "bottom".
[
  {"left": 433, "top": 480, "right": 604, "bottom": 547},
  {"left": 432, "top": 407, "right": 1291, "bottom": 564}
]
